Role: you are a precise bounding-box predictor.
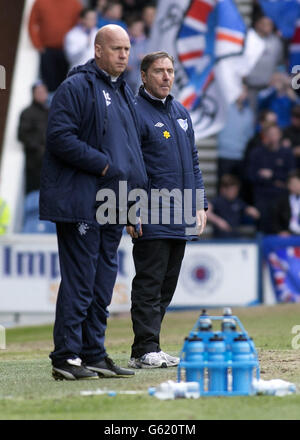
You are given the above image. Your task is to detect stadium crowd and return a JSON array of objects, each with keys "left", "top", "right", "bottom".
[{"left": 6, "top": 0, "right": 300, "bottom": 238}]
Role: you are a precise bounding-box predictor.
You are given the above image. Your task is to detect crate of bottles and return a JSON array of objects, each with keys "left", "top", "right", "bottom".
[{"left": 177, "top": 308, "right": 260, "bottom": 396}]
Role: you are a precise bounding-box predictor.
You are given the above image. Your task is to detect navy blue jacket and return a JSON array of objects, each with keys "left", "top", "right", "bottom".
[
  {"left": 135, "top": 87, "right": 207, "bottom": 241},
  {"left": 39, "top": 59, "right": 147, "bottom": 224},
  {"left": 246, "top": 144, "right": 295, "bottom": 199}
]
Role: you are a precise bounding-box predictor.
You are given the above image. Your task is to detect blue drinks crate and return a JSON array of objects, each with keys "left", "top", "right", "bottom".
[{"left": 177, "top": 309, "right": 260, "bottom": 396}]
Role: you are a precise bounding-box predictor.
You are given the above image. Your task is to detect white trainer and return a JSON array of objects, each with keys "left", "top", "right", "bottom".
[
  {"left": 159, "top": 351, "right": 180, "bottom": 367},
  {"left": 134, "top": 352, "right": 168, "bottom": 369}
]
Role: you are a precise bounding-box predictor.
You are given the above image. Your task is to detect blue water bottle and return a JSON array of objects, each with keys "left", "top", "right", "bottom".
[
  {"left": 197, "top": 310, "right": 213, "bottom": 350},
  {"left": 232, "top": 334, "right": 253, "bottom": 395},
  {"left": 198, "top": 309, "right": 213, "bottom": 332},
  {"left": 207, "top": 334, "right": 227, "bottom": 394},
  {"left": 221, "top": 318, "right": 237, "bottom": 332},
  {"left": 184, "top": 336, "right": 204, "bottom": 393}
]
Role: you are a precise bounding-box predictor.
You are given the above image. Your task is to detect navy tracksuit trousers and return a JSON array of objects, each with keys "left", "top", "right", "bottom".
[{"left": 50, "top": 222, "right": 123, "bottom": 367}]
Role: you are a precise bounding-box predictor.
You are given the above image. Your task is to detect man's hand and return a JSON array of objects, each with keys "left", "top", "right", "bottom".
[
  {"left": 101, "top": 163, "right": 109, "bottom": 176},
  {"left": 216, "top": 218, "right": 232, "bottom": 232},
  {"left": 196, "top": 209, "right": 207, "bottom": 235},
  {"left": 126, "top": 218, "right": 143, "bottom": 238},
  {"left": 245, "top": 206, "right": 260, "bottom": 219},
  {"left": 279, "top": 230, "right": 291, "bottom": 237},
  {"left": 258, "top": 168, "right": 273, "bottom": 179},
  {"left": 293, "top": 146, "right": 300, "bottom": 156}
]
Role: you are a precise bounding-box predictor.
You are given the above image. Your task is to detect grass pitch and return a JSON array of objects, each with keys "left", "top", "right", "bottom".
[{"left": 0, "top": 305, "right": 300, "bottom": 420}]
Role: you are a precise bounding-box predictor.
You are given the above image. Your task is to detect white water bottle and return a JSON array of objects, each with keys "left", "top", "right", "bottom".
[
  {"left": 252, "top": 378, "right": 296, "bottom": 396},
  {"left": 149, "top": 380, "right": 200, "bottom": 400}
]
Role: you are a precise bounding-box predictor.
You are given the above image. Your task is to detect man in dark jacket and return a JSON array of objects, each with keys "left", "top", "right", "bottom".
[
  {"left": 127, "top": 52, "right": 207, "bottom": 369},
  {"left": 39, "top": 25, "right": 148, "bottom": 380},
  {"left": 283, "top": 105, "right": 300, "bottom": 168},
  {"left": 273, "top": 170, "right": 300, "bottom": 235},
  {"left": 246, "top": 123, "right": 295, "bottom": 233},
  {"left": 18, "top": 81, "right": 49, "bottom": 194}
]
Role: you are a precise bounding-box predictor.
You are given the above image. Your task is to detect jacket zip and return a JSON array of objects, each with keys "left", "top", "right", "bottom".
[{"left": 167, "top": 107, "right": 185, "bottom": 190}]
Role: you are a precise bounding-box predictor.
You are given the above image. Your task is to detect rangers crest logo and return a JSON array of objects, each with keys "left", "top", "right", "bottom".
[{"left": 77, "top": 222, "right": 90, "bottom": 236}]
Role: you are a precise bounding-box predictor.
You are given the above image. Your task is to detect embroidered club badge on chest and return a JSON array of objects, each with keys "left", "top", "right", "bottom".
[
  {"left": 177, "top": 118, "right": 188, "bottom": 131},
  {"left": 103, "top": 90, "right": 111, "bottom": 107}
]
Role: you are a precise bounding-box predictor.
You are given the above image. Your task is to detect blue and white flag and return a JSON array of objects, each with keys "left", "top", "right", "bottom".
[
  {"left": 259, "top": 0, "right": 300, "bottom": 39},
  {"left": 258, "top": 0, "right": 300, "bottom": 72},
  {"left": 263, "top": 235, "right": 300, "bottom": 303},
  {"left": 148, "top": 0, "right": 264, "bottom": 140}
]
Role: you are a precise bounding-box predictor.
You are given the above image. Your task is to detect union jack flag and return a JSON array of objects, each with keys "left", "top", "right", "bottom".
[
  {"left": 264, "top": 236, "right": 300, "bottom": 303},
  {"left": 176, "top": 0, "right": 245, "bottom": 112},
  {"left": 148, "top": 0, "right": 264, "bottom": 139}
]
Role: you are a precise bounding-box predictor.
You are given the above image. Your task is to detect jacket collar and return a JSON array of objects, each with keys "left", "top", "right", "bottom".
[
  {"left": 68, "top": 59, "right": 126, "bottom": 89},
  {"left": 138, "top": 85, "right": 173, "bottom": 110}
]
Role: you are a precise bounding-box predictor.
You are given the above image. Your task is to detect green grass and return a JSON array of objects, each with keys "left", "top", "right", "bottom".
[{"left": 0, "top": 305, "right": 300, "bottom": 420}]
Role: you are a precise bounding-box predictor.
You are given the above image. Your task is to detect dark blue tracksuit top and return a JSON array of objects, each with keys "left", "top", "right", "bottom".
[
  {"left": 134, "top": 87, "right": 208, "bottom": 241},
  {"left": 39, "top": 59, "right": 148, "bottom": 224}
]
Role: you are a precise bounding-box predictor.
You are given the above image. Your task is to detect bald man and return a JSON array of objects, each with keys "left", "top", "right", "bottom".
[{"left": 40, "top": 25, "right": 147, "bottom": 380}]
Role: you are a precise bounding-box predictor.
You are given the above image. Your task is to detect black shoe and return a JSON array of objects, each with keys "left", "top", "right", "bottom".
[
  {"left": 52, "top": 358, "right": 99, "bottom": 381},
  {"left": 85, "top": 356, "right": 135, "bottom": 377}
]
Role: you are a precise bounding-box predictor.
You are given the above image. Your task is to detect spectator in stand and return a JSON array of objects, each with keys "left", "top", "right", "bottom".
[
  {"left": 18, "top": 81, "right": 49, "bottom": 195},
  {"left": 64, "top": 8, "right": 98, "bottom": 70},
  {"left": 95, "top": 0, "right": 108, "bottom": 17},
  {"left": 207, "top": 174, "right": 260, "bottom": 239},
  {"left": 97, "top": 1, "right": 127, "bottom": 30},
  {"left": 28, "top": 0, "right": 82, "bottom": 92},
  {"left": 122, "top": 0, "right": 155, "bottom": 19},
  {"left": 258, "top": 71, "right": 299, "bottom": 129},
  {"left": 273, "top": 170, "right": 300, "bottom": 236},
  {"left": 245, "top": 15, "right": 284, "bottom": 113},
  {"left": 283, "top": 105, "right": 300, "bottom": 169},
  {"left": 96, "top": 0, "right": 107, "bottom": 11},
  {"left": 126, "top": 16, "right": 148, "bottom": 93},
  {"left": 246, "top": 124, "right": 296, "bottom": 233},
  {"left": 242, "top": 110, "right": 278, "bottom": 204},
  {"left": 142, "top": 3, "right": 156, "bottom": 37},
  {"left": 217, "top": 85, "right": 254, "bottom": 188},
  {"left": 246, "top": 110, "right": 278, "bottom": 154}
]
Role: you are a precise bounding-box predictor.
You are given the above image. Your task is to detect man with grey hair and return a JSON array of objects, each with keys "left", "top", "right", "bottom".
[
  {"left": 40, "top": 25, "right": 147, "bottom": 380},
  {"left": 127, "top": 51, "right": 208, "bottom": 369}
]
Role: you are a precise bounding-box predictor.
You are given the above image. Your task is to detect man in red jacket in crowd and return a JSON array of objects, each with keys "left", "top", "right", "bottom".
[{"left": 28, "top": 0, "right": 82, "bottom": 92}]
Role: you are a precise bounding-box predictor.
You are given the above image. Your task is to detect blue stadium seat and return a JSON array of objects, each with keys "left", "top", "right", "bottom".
[{"left": 22, "top": 190, "right": 56, "bottom": 234}]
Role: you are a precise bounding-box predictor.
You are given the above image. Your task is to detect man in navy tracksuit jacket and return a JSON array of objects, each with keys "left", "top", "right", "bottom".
[
  {"left": 39, "top": 25, "right": 147, "bottom": 380},
  {"left": 246, "top": 124, "right": 295, "bottom": 233},
  {"left": 127, "top": 52, "right": 208, "bottom": 369}
]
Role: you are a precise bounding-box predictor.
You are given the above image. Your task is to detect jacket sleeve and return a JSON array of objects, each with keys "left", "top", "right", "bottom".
[
  {"left": 246, "top": 148, "right": 267, "bottom": 184},
  {"left": 28, "top": 1, "right": 43, "bottom": 50},
  {"left": 46, "top": 80, "right": 108, "bottom": 176},
  {"left": 187, "top": 112, "right": 208, "bottom": 210}
]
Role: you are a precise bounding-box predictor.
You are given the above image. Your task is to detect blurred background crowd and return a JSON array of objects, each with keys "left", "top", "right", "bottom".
[{"left": 2, "top": 0, "right": 300, "bottom": 240}]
